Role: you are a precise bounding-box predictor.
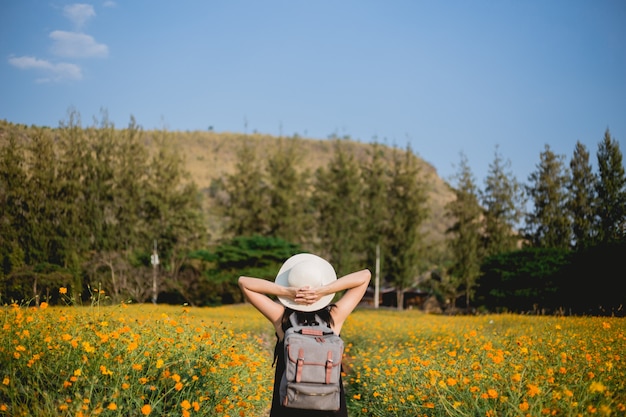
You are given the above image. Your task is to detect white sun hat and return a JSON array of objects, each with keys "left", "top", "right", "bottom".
[{"left": 275, "top": 253, "right": 337, "bottom": 312}]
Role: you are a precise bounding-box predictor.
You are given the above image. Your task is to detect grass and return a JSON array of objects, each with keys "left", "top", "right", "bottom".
[{"left": 1, "top": 300, "right": 624, "bottom": 416}]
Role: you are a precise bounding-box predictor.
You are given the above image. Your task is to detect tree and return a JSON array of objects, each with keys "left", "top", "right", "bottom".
[
  {"left": 207, "top": 235, "right": 301, "bottom": 305},
  {"left": 524, "top": 145, "right": 571, "bottom": 249},
  {"left": 481, "top": 146, "right": 524, "bottom": 256},
  {"left": 143, "top": 129, "right": 206, "bottom": 303},
  {"left": 567, "top": 141, "right": 597, "bottom": 249},
  {"left": 264, "top": 136, "right": 313, "bottom": 245},
  {"left": 217, "top": 139, "right": 268, "bottom": 237},
  {"left": 361, "top": 142, "right": 390, "bottom": 302},
  {"left": 595, "top": 129, "right": 626, "bottom": 243},
  {"left": 0, "top": 128, "right": 28, "bottom": 284},
  {"left": 445, "top": 152, "right": 482, "bottom": 309},
  {"left": 24, "top": 128, "right": 64, "bottom": 266},
  {"left": 56, "top": 111, "right": 95, "bottom": 293},
  {"left": 312, "top": 140, "right": 365, "bottom": 275},
  {"left": 385, "top": 145, "right": 429, "bottom": 309}
]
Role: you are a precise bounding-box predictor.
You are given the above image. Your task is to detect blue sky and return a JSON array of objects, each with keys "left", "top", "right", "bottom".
[{"left": 1, "top": 0, "right": 625, "bottom": 187}]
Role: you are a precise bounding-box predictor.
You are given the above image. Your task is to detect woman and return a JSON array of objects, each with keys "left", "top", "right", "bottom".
[{"left": 238, "top": 253, "right": 371, "bottom": 417}]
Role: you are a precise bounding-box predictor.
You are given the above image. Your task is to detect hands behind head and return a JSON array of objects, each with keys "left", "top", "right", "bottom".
[{"left": 290, "top": 286, "right": 323, "bottom": 306}]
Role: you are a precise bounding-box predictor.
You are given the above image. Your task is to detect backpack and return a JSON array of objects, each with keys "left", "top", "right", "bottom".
[{"left": 279, "top": 313, "right": 344, "bottom": 410}]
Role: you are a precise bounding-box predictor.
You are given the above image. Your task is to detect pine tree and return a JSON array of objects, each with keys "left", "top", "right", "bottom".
[
  {"left": 595, "top": 129, "right": 626, "bottom": 243},
  {"left": 24, "top": 128, "right": 61, "bottom": 265},
  {"left": 446, "top": 152, "right": 482, "bottom": 308},
  {"left": 481, "top": 146, "right": 524, "bottom": 256},
  {"left": 56, "top": 111, "right": 94, "bottom": 270},
  {"left": 144, "top": 129, "right": 206, "bottom": 301},
  {"left": 312, "top": 140, "right": 365, "bottom": 275},
  {"left": 567, "top": 141, "right": 597, "bottom": 249},
  {"left": 264, "top": 136, "right": 313, "bottom": 245},
  {"left": 0, "top": 129, "right": 28, "bottom": 277},
  {"left": 361, "top": 142, "right": 390, "bottom": 277},
  {"left": 524, "top": 145, "right": 571, "bottom": 248},
  {"left": 385, "top": 145, "right": 429, "bottom": 309},
  {"left": 218, "top": 138, "right": 269, "bottom": 237}
]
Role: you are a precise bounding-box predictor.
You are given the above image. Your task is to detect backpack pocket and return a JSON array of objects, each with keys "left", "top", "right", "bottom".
[{"left": 282, "top": 381, "right": 340, "bottom": 410}]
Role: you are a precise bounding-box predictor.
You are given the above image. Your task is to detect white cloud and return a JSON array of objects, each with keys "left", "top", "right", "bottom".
[
  {"left": 103, "top": 1, "right": 117, "bottom": 8},
  {"left": 63, "top": 3, "right": 96, "bottom": 29},
  {"left": 8, "top": 56, "right": 83, "bottom": 82},
  {"left": 49, "top": 30, "right": 109, "bottom": 58}
]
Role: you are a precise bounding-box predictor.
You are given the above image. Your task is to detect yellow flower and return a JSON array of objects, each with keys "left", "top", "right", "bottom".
[
  {"left": 156, "top": 359, "right": 164, "bottom": 369},
  {"left": 2, "top": 378, "right": 9, "bottom": 386},
  {"left": 39, "top": 302, "right": 48, "bottom": 309},
  {"left": 59, "top": 287, "right": 68, "bottom": 294},
  {"left": 589, "top": 381, "right": 606, "bottom": 394},
  {"left": 107, "top": 402, "right": 117, "bottom": 410}
]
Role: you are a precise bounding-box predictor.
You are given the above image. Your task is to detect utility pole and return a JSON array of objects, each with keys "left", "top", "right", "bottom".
[
  {"left": 374, "top": 243, "right": 380, "bottom": 309},
  {"left": 150, "top": 240, "right": 159, "bottom": 304}
]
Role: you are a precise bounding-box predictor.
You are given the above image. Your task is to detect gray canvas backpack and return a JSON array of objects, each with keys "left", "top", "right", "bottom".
[{"left": 279, "top": 313, "right": 344, "bottom": 410}]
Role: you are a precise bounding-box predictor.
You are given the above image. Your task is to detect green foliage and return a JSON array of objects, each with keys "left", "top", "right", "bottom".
[
  {"left": 561, "top": 240, "right": 626, "bottom": 315},
  {"left": 478, "top": 247, "right": 571, "bottom": 313},
  {"left": 203, "top": 236, "right": 301, "bottom": 305}
]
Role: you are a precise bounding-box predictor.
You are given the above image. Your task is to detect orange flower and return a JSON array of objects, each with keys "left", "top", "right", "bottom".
[
  {"left": 59, "top": 287, "right": 68, "bottom": 294},
  {"left": 141, "top": 404, "right": 151, "bottom": 415},
  {"left": 527, "top": 384, "right": 541, "bottom": 397}
]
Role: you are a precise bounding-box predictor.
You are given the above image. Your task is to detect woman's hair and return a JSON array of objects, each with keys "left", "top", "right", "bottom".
[{"left": 281, "top": 304, "right": 336, "bottom": 330}]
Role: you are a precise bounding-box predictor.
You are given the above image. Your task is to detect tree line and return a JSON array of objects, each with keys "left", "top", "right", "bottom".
[
  {"left": 445, "top": 130, "right": 625, "bottom": 315},
  {"left": 0, "top": 115, "right": 624, "bottom": 314}
]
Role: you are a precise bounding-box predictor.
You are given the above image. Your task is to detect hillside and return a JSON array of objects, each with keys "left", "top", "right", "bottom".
[{"left": 166, "top": 130, "right": 456, "bottom": 246}]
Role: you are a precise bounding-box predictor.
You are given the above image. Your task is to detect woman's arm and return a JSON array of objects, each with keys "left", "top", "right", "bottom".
[{"left": 238, "top": 276, "right": 293, "bottom": 331}]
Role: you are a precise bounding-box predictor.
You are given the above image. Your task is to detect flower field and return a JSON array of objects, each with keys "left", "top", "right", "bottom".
[{"left": 1, "top": 301, "right": 624, "bottom": 417}]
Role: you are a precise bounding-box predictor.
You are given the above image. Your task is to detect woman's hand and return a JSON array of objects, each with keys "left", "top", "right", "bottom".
[{"left": 293, "top": 286, "right": 323, "bottom": 306}]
